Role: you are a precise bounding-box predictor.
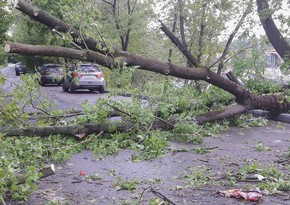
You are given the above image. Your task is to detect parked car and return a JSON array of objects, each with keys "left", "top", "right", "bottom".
[
  {"left": 15, "top": 63, "right": 27, "bottom": 76},
  {"left": 39, "top": 64, "right": 64, "bottom": 86},
  {"left": 62, "top": 63, "right": 106, "bottom": 93}
]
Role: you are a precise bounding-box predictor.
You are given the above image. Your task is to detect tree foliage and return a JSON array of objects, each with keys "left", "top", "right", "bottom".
[
  {"left": 0, "top": 0, "right": 12, "bottom": 45},
  {"left": 0, "top": 0, "right": 13, "bottom": 64}
]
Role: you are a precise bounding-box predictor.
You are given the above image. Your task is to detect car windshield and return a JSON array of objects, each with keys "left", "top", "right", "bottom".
[
  {"left": 16, "top": 64, "right": 25, "bottom": 68},
  {"left": 78, "top": 65, "right": 101, "bottom": 73}
]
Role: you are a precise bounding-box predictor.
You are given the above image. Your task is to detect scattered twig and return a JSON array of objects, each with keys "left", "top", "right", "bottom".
[
  {"left": 28, "top": 110, "right": 84, "bottom": 120},
  {"left": 155, "top": 116, "right": 175, "bottom": 127},
  {"left": 106, "top": 102, "right": 133, "bottom": 118},
  {"left": 205, "top": 146, "right": 218, "bottom": 150},
  {"left": 52, "top": 29, "right": 83, "bottom": 49},
  {"left": 139, "top": 186, "right": 177, "bottom": 205},
  {"left": 228, "top": 163, "right": 240, "bottom": 166},
  {"left": 198, "top": 159, "right": 209, "bottom": 163},
  {"left": 0, "top": 195, "right": 6, "bottom": 205},
  {"left": 275, "top": 158, "right": 289, "bottom": 164},
  {"left": 147, "top": 121, "right": 154, "bottom": 132},
  {"left": 106, "top": 102, "right": 175, "bottom": 130},
  {"left": 139, "top": 186, "right": 152, "bottom": 204},
  {"left": 150, "top": 187, "right": 177, "bottom": 205},
  {"left": 171, "top": 148, "right": 190, "bottom": 154},
  {"left": 71, "top": 180, "right": 83, "bottom": 184},
  {"left": 28, "top": 92, "right": 52, "bottom": 116},
  {"left": 173, "top": 147, "right": 218, "bottom": 155}
]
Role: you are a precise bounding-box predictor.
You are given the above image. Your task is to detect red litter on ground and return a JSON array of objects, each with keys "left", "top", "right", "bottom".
[
  {"left": 219, "top": 189, "right": 263, "bottom": 202},
  {"left": 79, "top": 170, "right": 87, "bottom": 176}
]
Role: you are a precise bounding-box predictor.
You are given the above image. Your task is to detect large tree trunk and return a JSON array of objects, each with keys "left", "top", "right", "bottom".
[
  {"left": 2, "top": 118, "right": 176, "bottom": 137},
  {"left": 256, "top": 0, "right": 290, "bottom": 59},
  {"left": 4, "top": 0, "right": 290, "bottom": 135}
]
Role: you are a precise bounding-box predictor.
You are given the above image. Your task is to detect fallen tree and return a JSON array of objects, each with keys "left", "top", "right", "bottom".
[
  {"left": 3, "top": 0, "right": 290, "bottom": 137},
  {"left": 2, "top": 118, "right": 176, "bottom": 138}
]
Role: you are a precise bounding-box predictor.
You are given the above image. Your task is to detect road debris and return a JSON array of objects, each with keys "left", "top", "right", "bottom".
[
  {"left": 79, "top": 170, "right": 87, "bottom": 176},
  {"left": 219, "top": 188, "right": 263, "bottom": 202}
]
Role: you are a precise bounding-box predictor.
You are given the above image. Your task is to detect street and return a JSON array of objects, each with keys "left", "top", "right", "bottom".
[
  {"left": 1, "top": 64, "right": 125, "bottom": 112},
  {"left": 39, "top": 84, "right": 109, "bottom": 111},
  {"left": 2, "top": 64, "right": 290, "bottom": 205}
]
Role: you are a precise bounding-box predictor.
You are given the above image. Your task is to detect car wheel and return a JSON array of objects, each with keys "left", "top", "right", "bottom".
[
  {"left": 69, "top": 83, "right": 76, "bottom": 93},
  {"left": 62, "top": 84, "right": 69, "bottom": 92},
  {"left": 15, "top": 71, "right": 20, "bottom": 76},
  {"left": 58, "top": 78, "right": 64, "bottom": 86},
  {"left": 99, "top": 86, "right": 105, "bottom": 93}
]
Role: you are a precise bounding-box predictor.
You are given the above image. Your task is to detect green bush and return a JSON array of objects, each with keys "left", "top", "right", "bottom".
[{"left": 245, "top": 79, "right": 282, "bottom": 94}]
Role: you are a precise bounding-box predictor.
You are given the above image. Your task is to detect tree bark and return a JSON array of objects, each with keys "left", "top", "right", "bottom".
[
  {"left": 2, "top": 118, "right": 176, "bottom": 137},
  {"left": 167, "top": 0, "right": 178, "bottom": 62},
  {"left": 160, "top": 21, "right": 200, "bottom": 68},
  {"left": 197, "top": 1, "right": 207, "bottom": 64},
  {"left": 256, "top": 0, "right": 290, "bottom": 59},
  {"left": 195, "top": 104, "right": 249, "bottom": 124},
  {"left": 4, "top": 43, "right": 113, "bottom": 67}
]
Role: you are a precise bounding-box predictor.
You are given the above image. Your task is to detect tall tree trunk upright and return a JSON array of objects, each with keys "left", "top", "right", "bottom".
[
  {"left": 256, "top": 0, "right": 290, "bottom": 60},
  {"left": 197, "top": 1, "right": 207, "bottom": 64},
  {"left": 168, "top": 0, "right": 178, "bottom": 62},
  {"left": 216, "top": 0, "right": 253, "bottom": 75},
  {"left": 103, "top": 0, "right": 137, "bottom": 51}
]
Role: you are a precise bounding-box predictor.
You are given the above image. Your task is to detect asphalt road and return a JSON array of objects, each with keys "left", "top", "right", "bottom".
[
  {"left": 1, "top": 63, "right": 22, "bottom": 94},
  {"left": 1, "top": 64, "right": 126, "bottom": 112},
  {"left": 38, "top": 84, "right": 109, "bottom": 111}
]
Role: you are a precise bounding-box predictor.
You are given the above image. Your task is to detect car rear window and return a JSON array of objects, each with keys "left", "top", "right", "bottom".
[
  {"left": 44, "top": 66, "right": 63, "bottom": 72},
  {"left": 78, "top": 65, "right": 101, "bottom": 73},
  {"left": 16, "top": 64, "right": 25, "bottom": 68}
]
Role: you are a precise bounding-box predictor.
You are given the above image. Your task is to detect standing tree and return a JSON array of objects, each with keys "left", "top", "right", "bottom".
[
  {"left": 0, "top": 0, "right": 13, "bottom": 63},
  {"left": 256, "top": 0, "right": 290, "bottom": 61},
  {"left": 0, "top": 0, "right": 12, "bottom": 45}
]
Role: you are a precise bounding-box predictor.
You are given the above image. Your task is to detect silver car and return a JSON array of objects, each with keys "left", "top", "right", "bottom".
[{"left": 62, "top": 64, "right": 106, "bottom": 93}]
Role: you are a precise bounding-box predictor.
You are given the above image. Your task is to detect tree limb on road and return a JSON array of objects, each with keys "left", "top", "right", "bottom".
[{"left": 1, "top": 118, "right": 176, "bottom": 138}]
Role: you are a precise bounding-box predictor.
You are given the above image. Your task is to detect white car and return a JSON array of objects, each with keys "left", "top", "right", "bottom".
[{"left": 62, "top": 64, "right": 106, "bottom": 93}]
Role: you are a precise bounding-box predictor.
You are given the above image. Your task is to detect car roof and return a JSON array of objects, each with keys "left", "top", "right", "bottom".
[
  {"left": 79, "top": 64, "right": 99, "bottom": 66},
  {"left": 78, "top": 64, "right": 101, "bottom": 69},
  {"left": 16, "top": 64, "right": 25, "bottom": 67},
  {"left": 43, "top": 64, "right": 62, "bottom": 66}
]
